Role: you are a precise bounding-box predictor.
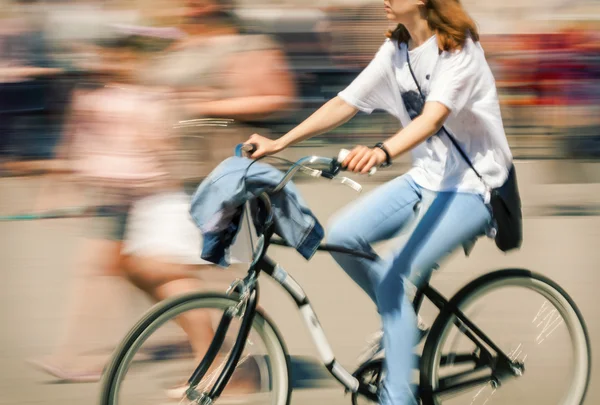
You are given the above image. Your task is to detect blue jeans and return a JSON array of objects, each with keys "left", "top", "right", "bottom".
[{"left": 327, "top": 175, "right": 492, "bottom": 405}]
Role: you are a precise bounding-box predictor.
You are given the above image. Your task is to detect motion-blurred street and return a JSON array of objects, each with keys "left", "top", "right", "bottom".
[{"left": 1, "top": 158, "right": 599, "bottom": 405}]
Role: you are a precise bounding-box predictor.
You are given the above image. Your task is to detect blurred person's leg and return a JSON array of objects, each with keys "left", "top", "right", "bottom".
[
  {"left": 30, "top": 208, "right": 135, "bottom": 381},
  {"left": 123, "top": 257, "right": 262, "bottom": 396},
  {"left": 123, "top": 256, "right": 215, "bottom": 360},
  {"left": 122, "top": 191, "right": 261, "bottom": 396},
  {"left": 122, "top": 191, "right": 222, "bottom": 361}
]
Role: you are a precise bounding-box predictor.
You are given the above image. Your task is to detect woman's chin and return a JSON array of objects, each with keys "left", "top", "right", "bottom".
[{"left": 384, "top": 12, "right": 397, "bottom": 21}]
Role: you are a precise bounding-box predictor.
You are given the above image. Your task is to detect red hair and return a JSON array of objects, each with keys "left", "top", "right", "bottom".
[{"left": 386, "top": 0, "right": 479, "bottom": 51}]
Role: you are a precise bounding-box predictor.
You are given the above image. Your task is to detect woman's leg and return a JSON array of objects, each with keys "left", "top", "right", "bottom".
[
  {"left": 377, "top": 190, "right": 492, "bottom": 405},
  {"left": 327, "top": 175, "right": 422, "bottom": 303}
]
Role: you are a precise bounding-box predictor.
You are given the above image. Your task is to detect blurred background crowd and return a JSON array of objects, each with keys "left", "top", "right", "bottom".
[
  {"left": 0, "top": 0, "right": 599, "bottom": 170},
  {"left": 0, "top": 0, "right": 599, "bottom": 399}
]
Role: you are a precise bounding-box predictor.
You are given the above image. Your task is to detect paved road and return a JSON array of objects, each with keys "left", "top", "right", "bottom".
[{"left": 1, "top": 159, "right": 599, "bottom": 404}]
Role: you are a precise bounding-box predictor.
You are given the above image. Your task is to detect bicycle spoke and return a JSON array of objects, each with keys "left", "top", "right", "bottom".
[{"left": 100, "top": 294, "right": 290, "bottom": 405}]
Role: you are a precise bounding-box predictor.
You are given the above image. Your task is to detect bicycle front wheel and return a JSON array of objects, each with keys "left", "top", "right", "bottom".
[
  {"left": 420, "top": 269, "right": 591, "bottom": 405},
  {"left": 100, "top": 292, "right": 291, "bottom": 405}
]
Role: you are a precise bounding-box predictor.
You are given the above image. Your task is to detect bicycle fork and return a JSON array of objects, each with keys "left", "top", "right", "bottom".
[{"left": 186, "top": 284, "right": 259, "bottom": 404}]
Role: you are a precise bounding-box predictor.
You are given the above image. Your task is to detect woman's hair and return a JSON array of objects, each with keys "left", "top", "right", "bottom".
[{"left": 386, "top": 0, "right": 479, "bottom": 51}]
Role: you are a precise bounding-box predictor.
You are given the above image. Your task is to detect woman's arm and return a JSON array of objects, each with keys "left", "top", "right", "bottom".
[
  {"left": 382, "top": 102, "right": 449, "bottom": 157},
  {"left": 246, "top": 40, "right": 392, "bottom": 158},
  {"left": 247, "top": 96, "right": 359, "bottom": 158},
  {"left": 344, "top": 101, "right": 450, "bottom": 173}
]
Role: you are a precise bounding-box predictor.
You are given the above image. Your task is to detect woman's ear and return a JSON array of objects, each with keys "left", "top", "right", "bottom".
[{"left": 418, "top": 0, "right": 433, "bottom": 9}]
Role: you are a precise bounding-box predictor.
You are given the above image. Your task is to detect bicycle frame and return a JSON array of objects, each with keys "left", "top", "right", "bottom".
[{"left": 187, "top": 192, "right": 521, "bottom": 404}]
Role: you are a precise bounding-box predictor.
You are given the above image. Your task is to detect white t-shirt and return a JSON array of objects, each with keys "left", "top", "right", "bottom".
[{"left": 338, "top": 35, "right": 512, "bottom": 197}]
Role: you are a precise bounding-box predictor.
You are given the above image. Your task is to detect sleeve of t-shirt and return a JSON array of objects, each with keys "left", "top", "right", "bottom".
[
  {"left": 426, "top": 39, "right": 481, "bottom": 114},
  {"left": 337, "top": 40, "right": 395, "bottom": 114}
]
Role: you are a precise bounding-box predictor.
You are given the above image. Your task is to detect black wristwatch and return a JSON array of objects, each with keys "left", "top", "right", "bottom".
[{"left": 374, "top": 142, "right": 392, "bottom": 168}]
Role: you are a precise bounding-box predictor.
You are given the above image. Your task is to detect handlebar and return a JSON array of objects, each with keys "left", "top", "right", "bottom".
[
  {"left": 236, "top": 143, "right": 365, "bottom": 193},
  {"left": 237, "top": 143, "right": 257, "bottom": 156}
]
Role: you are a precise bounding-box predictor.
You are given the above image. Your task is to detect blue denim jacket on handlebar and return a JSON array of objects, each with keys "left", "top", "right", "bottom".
[{"left": 189, "top": 155, "right": 325, "bottom": 267}]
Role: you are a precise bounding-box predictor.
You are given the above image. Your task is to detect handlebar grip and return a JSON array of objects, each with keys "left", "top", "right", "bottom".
[
  {"left": 243, "top": 143, "right": 257, "bottom": 154},
  {"left": 235, "top": 143, "right": 257, "bottom": 157},
  {"left": 337, "top": 149, "right": 377, "bottom": 176}
]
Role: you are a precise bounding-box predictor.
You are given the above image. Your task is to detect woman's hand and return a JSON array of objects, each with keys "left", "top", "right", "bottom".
[
  {"left": 342, "top": 145, "right": 387, "bottom": 174},
  {"left": 245, "top": 133, "right": 285, "bottom": 159}
]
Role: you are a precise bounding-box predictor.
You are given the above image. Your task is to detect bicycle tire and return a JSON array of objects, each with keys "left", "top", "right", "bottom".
[
  {"left": 99, "top": 292, "right": 292, "bottom": 405},
  {"left": 419, "top": 269, "right": 591, "bottom": 405}
]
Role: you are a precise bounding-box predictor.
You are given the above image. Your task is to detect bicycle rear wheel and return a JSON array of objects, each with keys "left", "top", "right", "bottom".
[
  {"left": 420, "top": 269, "right": 590, "bottom": 405},
  {"left": 99, "top": 292, "right": 291, "bottom": 405}
]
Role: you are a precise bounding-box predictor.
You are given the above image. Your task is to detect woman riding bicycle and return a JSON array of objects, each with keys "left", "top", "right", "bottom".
[{"left": 245, "top": 0, "right": 514, "bottom": 404}]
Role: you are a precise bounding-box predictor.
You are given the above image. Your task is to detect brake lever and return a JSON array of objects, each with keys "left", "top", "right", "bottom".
[
  {"left": 328, "top": 149, "right": 374, "bottom": 192},
  {"left": 337, "top": 176, "right": 363, "bottom": 193},
  {"left": 322, "top": 165, "right": 362, "bottom": 192}
]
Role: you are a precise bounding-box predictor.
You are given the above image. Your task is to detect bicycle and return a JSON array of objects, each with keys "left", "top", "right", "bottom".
[{"left": 99, "top": 144, "right": 591, "bottom": 405}]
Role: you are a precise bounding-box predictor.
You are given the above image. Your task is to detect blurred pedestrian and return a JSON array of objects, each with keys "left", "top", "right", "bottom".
[
  {"left": 141, "top": 0, "right": 296, "bottom": 186},
  {"left": 29, "top": 27, "right": 178, "bottom": 382},
  {"left": 118, "top": 0, "right": 297, "bottom": 398}
]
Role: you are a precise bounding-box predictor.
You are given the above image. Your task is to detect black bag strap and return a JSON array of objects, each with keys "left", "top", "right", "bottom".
[{"left": 405, "top": 46, "right": 486, "bottom": 184}]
